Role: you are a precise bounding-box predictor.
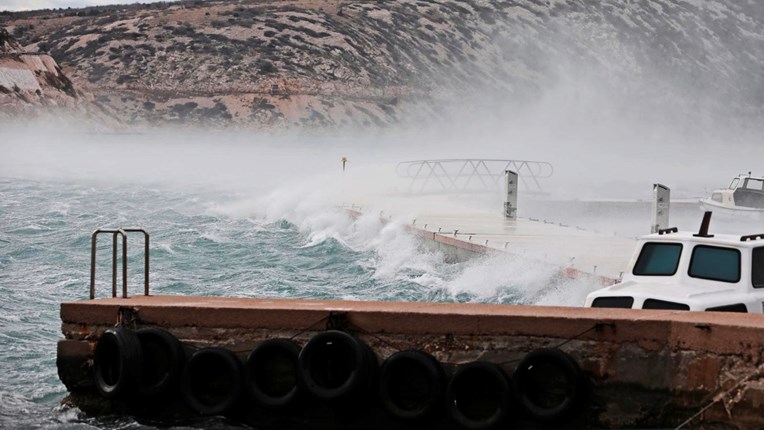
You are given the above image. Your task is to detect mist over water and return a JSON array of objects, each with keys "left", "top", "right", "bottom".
[
  {"left": 0, "top": 143, "right": 595, "bottom": 428},
  {"left": 1, "top": 59, "right": 763, "bottom": 425},
  {"left": 1, "top": 121, "right": 760, "bottom": 428},
  {"left": 1, "top": 1, "right": 762, "bottom": 427}
]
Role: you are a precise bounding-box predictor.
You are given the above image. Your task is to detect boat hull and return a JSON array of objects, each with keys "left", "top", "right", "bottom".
[{"left": 699, "top": 198, "right": 764, "bottom": 220}]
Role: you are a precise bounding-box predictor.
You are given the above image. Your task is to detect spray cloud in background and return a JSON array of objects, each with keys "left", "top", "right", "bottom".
[{"left": 1, "top": 0, "right": 762, "bottom": 303}]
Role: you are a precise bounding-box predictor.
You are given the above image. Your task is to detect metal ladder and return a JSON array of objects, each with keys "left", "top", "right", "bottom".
[{"left": 89, "top": 228, "right": 150, "bottom": 300}]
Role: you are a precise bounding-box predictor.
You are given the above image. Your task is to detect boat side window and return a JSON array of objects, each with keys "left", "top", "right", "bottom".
[
  {"left": 711, "top": 193, "right": 723, "bottom": 203},
  {"left": 633, "top": 243, "right": 682, "bottom": 276},
  {"left": 744, "top": 179, "right": 764, "bottom": 191},
  {"left": 729, "top": 178, "right": 740, "bottom": 190},
  {"left": 753, "top": 247, "right": 763, "bottom": 289},
  {"left": 688, "top": 245, "right": 740, "bottom": 283}
]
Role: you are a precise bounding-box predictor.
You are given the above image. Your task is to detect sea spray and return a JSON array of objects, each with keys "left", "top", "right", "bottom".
[
  {"left": 0, "top": 177, "right": 600, "bottom": 429},
  {"left": 221, "top": 176, "right": 602, "bottom": 305}
]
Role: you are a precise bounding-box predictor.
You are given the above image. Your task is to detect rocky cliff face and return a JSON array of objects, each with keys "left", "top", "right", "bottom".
[
  {"left": 0, "top": 27, "right": 120, "bottom": 128},
  {"left": 0, "top": 0, "right": 761, "bottom": 131},
  {"left": 0, "top": 28, "right": 76, "bottom": 108}
]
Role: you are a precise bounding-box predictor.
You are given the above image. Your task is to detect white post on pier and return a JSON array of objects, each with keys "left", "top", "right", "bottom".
[
  {"left": 504, "top": 170, "right": 518, "bottom": 220},
  {"left": 651, "top": 183, "right": 670, "bottom": 233}
]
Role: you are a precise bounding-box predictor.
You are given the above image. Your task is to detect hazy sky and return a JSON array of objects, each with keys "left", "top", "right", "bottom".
[{"left": 0, "top": 0, "right": 175, "bottom": 12}]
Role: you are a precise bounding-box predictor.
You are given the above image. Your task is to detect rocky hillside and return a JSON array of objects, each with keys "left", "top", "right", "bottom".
[
  {"left": 0, "top": 0, "right": 761, "bottom": 130},
  {"left": 0, "top": 28, "right": 120, "bottom": 128},
  {"left": 1, "top": 28, "right": 76, "bottom": 114}
]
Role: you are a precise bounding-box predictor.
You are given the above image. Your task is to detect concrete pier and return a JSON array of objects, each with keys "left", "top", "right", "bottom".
[
  {"left": 58, "top": 296, "right": 763, "bottom": 429},
  {"left": 347, "top": 208, "right": 635, "bottom": 284},
  {"left": 57, "top": 199, "right": 762, "bottom": 428}
]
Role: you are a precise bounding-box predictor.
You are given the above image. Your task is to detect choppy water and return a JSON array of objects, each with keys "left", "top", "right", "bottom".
[
  {"left": 0, "top": 175, "right": 594, "bottom": 429},
  {"left": 0, "top": 60, "right": 761, "bottom": 423}
]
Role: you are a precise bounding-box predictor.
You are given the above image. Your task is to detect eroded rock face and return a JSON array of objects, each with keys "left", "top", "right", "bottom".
[
  {"left": 0, "top": 0, "right": 762, "bottom": 131},
  {"left": 0, "top": 27, "right": 121, "bottom": 128},
  {"left": 0, "top": 28, "right": 73, "bottom": 99}
]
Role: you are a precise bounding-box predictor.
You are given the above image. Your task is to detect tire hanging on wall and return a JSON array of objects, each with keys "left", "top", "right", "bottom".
[
  {"left": 378, "top": 349, "right": 446, "bottom": 422},
  {"left": 135, "top": 327, "right": 186, "bottom": 400},
  {"left": 446, "top": 361, "right": 512, "bottom": 430},
  {"left": 297, "top": 330, "right": 377, "bottom": 402},
  {"left": 180, "top": 347, "right": 244, "bottom": 415},
  {"left": 93, "top": 327, "right": 142, "bottom": 399},
  {"left": 245, "top": 338, "right": 301, "bottom": 409},
  {"left": 512, "top": 348, "right": 584, "bottom": 422}
]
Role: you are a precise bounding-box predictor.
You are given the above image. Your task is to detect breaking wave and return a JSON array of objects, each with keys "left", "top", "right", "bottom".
[{"left": 0, "top": 177, "right": 597, "bottom": 429}]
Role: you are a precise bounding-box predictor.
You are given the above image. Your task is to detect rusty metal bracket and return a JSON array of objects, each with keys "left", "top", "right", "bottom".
[
  {"left": 595, "top": 322, "right": 616, "bottom": 332},
  {"left": 326, "top": 311, "right": 349, "bottom": 332},
  {"left": 116, "top": 306, "right": 140, "bottom": 329}
]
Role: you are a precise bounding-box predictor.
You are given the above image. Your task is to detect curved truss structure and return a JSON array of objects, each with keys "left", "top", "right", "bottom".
[{"left": 396, "top": 159, "right": 553, "bottom": 194}]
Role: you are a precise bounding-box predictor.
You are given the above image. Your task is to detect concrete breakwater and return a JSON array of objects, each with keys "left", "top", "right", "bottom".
[
  {"left": 57, "top": 295, "right": 763, "bottom": 429},
  {"left": 345, "top": 207, "right": 632, "bottom": 285}
]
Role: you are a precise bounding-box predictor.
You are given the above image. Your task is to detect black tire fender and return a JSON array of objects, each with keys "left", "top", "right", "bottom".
[
  {"left": 181, "top": 347, "right": 243, "bottom": 415},
  {"left": 512, "top": 348, "right": 584, "bottom": 422},
  {"left": 135, "top": 327, "right": 186, "bottom": 399},
  {"left": 297, "top": 330, "right": 376, "bottom": 401},
  {"left": 93, "top": 327, "right": 142, "bottom": 399},
  {"left": 446, "top": 361, "right": 512, "bottom": 430},
  {"left": 245, "top": 338, "right": 301, "bottom": 409},
  {"left": 378, "top": 349, "right": 446, "bottom": 422}
]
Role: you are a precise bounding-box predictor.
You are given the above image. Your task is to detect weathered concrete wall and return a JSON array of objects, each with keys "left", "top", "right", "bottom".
[{"left": 58, "top": 296, "right": 763, "bottom": 429}]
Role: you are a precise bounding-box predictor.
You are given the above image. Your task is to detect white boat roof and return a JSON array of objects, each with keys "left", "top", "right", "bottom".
[
  {"left": 639, "top": 230, "right": 763, "bottom": 248},
  {"left": 604, "top": 280, "right": 739, "bottom": 298},
  {"left": 735, "top": 174, "right": 763, "bottom": 180}
]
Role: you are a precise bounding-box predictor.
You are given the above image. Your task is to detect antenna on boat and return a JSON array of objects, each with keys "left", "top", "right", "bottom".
[{"left": 693, "top": 211, "right": 714, "bottom": 238}]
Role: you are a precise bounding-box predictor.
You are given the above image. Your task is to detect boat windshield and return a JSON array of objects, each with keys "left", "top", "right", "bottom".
[
  {"left": 633, "top": 242, "right": 682, "bottom": 276},
  {"left": 742, "top": 178, "right": 764, "bottom": 191},
  {"left": 688, "top": 245, "right": 740, "bottom": 283},
  {"left": 729, "top": 178, "right": 741, "bottom": 189}
]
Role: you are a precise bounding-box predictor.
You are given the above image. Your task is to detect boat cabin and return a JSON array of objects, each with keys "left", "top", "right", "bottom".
[
  {"left": 585, "top": 214, "right": 764, "bottom": 313},
  {"left": 709, "top": 173, "right": 764, "bottom": 209}
]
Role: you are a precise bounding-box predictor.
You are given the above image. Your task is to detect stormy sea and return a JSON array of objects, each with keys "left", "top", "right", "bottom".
[{"left": 0, "top": 160, "right": 597, "bottom": 428}]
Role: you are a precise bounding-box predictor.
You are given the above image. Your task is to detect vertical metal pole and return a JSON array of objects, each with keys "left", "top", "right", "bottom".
[
  {"left": 651, "top": 183, "right": 670, "bottom": 233},
  {"left": 504, "top": 170, "right": 518, "bottom": 219},
  {"left": 121, "top": 231, "right": 128, "bottom": 298},
  {"left": 112, "top": 232, "right": 118, "bottom": 298},
  {"left": 90, "top": 232, "right": 97, "bottom": 300},
  {"left": 144, "top": 233, "right": 150, "bottom": 296}
]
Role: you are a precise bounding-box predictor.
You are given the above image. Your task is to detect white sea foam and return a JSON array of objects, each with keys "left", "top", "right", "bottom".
[
  {"left": 52, "top": 405, "right": 82, "bottom": 423},
  {"left": 155, "top": 242, "right": 175, "bottom": 254},
  {"left": 442, "top": 252, "right": 556, "bottom": 299},
  {"left": 198, "top": 231, "right": 228, "bottom": 244},
  {"left": 224, "top": 176, "right": 595, "bottom": 306},
  {"left": 534, "top": 277, "right": 600, "bottom": 307}
]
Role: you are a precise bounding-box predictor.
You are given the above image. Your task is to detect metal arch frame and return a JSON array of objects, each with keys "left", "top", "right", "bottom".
[
  {"left": 396, "top": 159, "right": 554, "bottom": 194},
  {"left": 90, "top": 228, "right": 150, "bottom": 300}
]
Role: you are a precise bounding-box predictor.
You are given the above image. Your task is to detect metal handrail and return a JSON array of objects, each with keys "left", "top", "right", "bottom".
[
  {"left": 123, "top": 228, "right": 150, "bottom": 297},
  {"left": 89, "top": 228, "right": 150, "bottom": 300}
]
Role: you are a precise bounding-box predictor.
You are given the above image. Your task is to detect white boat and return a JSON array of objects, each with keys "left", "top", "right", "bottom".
[
  {"left": 700, "top": 173, "right": 763, "bottom": 217},
  {"left": 585, "top": 212, "right": 763, "bottom": 313}
]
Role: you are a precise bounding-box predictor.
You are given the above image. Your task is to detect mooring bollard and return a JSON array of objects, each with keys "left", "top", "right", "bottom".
[
  {"left": 504, "top": 170, "right": 518, "bottom": 220},
  {"left": 651, "top": 183, "right": 670, "bottom": 233}
]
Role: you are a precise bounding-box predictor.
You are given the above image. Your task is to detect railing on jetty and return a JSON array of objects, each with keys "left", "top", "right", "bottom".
[
  {"left": 90, "top": 228, "right": 150, "bottom": 299},
  {"left": 396, "top": 159, "right": 553, "bottom": 194}
]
